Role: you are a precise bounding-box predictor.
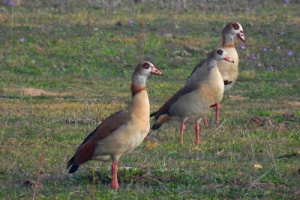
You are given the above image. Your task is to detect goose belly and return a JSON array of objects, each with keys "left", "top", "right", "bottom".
[{"left": 93, "top": 123, "right": 148, "bottom": 161}]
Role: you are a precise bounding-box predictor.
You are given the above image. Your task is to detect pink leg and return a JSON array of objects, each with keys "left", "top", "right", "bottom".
[
  {"left": 204, "top": 115, "right": 208, "bottom": 125},
  {"left": 215, "top": 102, "right": 221, "bottom": 124},
  {"left": 194, "top": 122, "right": 200, "bottom": 145},
  {"left": 111, "top": 161, "right": 120, "bottom": 189},
  {"left": 180, "top": 122, "right": 186, "bottom": 145}
]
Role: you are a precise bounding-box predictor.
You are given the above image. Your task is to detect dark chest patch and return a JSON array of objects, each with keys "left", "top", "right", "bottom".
[
  {"left": 224, "top": 80, "right": 233, "bottom": 85},
  {"left": 210, "top": 103, "right": 217, "bottom": 108}
]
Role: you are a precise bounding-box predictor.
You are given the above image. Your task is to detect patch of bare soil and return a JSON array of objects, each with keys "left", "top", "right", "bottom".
[
  {"left": 286, "top": 101, "right": 300, "bottom": 107},
  {"left": 22, "top": 88, "right": 67, "bottom": 96},
  {"left": 3, "top": 88, "right": 69, "bottom": 97},
  {"left": 229, "top": 95, "right": 247, "bottom": 101}
]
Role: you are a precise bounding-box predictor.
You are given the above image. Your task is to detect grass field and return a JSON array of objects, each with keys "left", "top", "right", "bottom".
[{"left": 0, "top": 0, "right": 300, "bottom": 199}]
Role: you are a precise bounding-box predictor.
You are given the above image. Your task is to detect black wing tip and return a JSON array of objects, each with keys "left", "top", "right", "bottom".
[
  {"left": 151, "top": 123, "right": 162, "bottom": 130},
  {"left": 150, "top": 111, "right": 157, "bottom": 117},
  {"left": 68, "top": 164, "right": 79, "bottom": 174},
  {"left": 67, "top": 156, "right": 79, "bottom": 173}
]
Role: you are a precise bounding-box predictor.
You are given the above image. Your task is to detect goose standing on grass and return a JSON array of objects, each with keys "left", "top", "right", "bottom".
[
  {"left": 151, "top": 49, "right": 233, "bottom": 145},
  {"left": 186, "top": 22, "right": 245, "bottom": 124},
  {"left": 67, "top": 62, "right": 162, "bottom": 189}
]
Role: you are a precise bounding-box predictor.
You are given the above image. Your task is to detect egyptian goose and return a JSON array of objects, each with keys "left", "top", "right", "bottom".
[
  {"left": 67, "top": 62, "right": 162, "bottom": 189},
  {"left": 151, "top": 49, "right": 233, "bottom": 145},
  {"left": 186, "top": 22, "right": 245, "bottom": 124}
]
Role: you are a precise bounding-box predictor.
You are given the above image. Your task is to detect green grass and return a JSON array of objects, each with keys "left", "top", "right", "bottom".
[{"left": 1, "top": 1, "right": 300, "bottom": 199}]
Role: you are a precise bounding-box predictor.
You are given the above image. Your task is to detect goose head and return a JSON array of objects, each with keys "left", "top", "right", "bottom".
[
  {"left": 134, "top": 61, "right": 162, "bottom": 77},
  {"left": 222, "top": 22, "right": 245, "bottom": 44},
  {"left": 215, "top": 48, "right": 234, "bottom": 63}
]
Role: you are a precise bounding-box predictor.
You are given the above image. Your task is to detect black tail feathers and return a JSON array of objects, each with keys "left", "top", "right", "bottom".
[
  {"left": 68, "top": 164, "right": 79, "bottom": 173},
  {"left": 151, "top": 123, "right": 162, "bottom": 130},
  {"left": 150, "top": 111, "right": 157, "bottom": 117},
  {"left": 67, "top": 156, "right": 79, "bottom": 173}
]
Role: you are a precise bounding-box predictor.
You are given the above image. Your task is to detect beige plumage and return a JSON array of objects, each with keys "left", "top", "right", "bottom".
[
  {"left": 151, "top": 49, "right": 233, "bottom": 145},
  {"left": 187, "top": 22, "right": 245, "bottom": 124},
  {"left": 67, "top": 62, "right": 162, "bottom": 189}
]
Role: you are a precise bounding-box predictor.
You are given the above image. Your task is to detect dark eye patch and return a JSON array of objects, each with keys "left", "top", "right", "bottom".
[
  {"left": 232, "top": 23, "right": 239, "bottom": 30},
  {"left": 217, "top": 50, "right": 223, "bottom": 55},
  {"left": 142, "top": 62, "right": 150, "bottom": 69}
]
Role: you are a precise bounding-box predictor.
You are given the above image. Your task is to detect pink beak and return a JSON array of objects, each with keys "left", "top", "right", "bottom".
[
  {"left": 224, "top": 54, "right": 234, "bottom": 63},
  {"left": 151, "top": 66, "right": 163, "bottom": 75},
  {"left": 237, "top": 32, "right": 245, "bottom": 42}
]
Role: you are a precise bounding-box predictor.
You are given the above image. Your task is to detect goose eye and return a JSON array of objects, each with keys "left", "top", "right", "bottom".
[
  {"left": 232, "top": 23, "right": 239, "bottom": 30},
  {"left": 142, "top": 62, "right": 150, "bottom": 69},
  {"left": 217, "top": 50, "right": 223, "bottom": 55}
]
